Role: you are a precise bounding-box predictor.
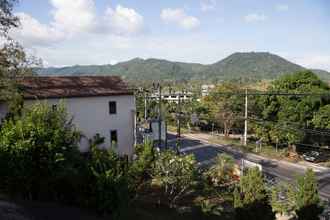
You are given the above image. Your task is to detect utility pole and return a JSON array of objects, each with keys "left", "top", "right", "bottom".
[
  {"left": 176, "top": 90, "right": 182, "bottom": 153},
  {"left": 244, "top": 88, "right": 248, "bottom": 146},
  {"left": 144, "top": 91, "right": 147, "bottom": 121},
  {"left": 158, "top": 84, "right": 162, "bottom": 149}
]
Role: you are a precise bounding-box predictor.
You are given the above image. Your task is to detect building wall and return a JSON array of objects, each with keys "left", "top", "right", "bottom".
[
  {"left": 0, "top": 103, "right": 8, "bottom": 123},
  {"left": 21, "top": 95, "right": 136, "bottom": 156}
]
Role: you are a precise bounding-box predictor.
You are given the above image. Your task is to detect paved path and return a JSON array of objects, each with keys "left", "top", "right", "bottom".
[{"left": 166, "top": 133, "right": 330, "bottom": 199}]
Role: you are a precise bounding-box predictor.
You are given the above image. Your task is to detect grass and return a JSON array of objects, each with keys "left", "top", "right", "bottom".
[
  {"left": 169, "top": 124, "right": 291, "bottom": 161},
  {"left": 208, "top": 135, "right": 291, "bottom": 160}
]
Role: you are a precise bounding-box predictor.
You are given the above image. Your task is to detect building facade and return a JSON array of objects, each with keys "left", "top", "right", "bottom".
[
  {"left": 0, "top": 76, "right": 136, "bottom": 156},
  {"left": 150, "top": 92, "right": 193, "bottom": 103}
]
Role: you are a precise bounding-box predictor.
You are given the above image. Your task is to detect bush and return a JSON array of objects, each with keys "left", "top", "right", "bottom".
[
  {"left": 234, "top": 168, "right": 275, "bottom": 220},
  {"left": 129, "top": 140, "right": 155, "bottom": 189},
  {"left": 271, "top": 182, "right": 296, "bottom": 218},
  {"left": 0, "top": 102, "right": 132, "bottom": 218},
  {"left": 294, "top": 169, "right": 323, "bottom": 220},
  {"left": 80, "top": 143, "right": 130, "bottom": 216},
  {"left": 204, "top": 153, "right": 235, "bottom": 187},
  {"left": 152, "top": 150, "right": 197, "bottom": 207},
  {"left": 0, "top": 102, "right": 81, "bottom": 200}
]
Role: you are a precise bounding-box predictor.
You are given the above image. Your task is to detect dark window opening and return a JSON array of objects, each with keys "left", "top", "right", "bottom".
[
  {"left": 109, "top": 101, "right": 117, "bottom": 114},
  {"left": 110, "top": 130, "right": 118, "bottom": 147}
]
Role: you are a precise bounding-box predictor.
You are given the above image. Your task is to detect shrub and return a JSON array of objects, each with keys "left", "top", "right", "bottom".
[
  {"left": 294, "top": 169, "right": 323, "bottom": 220},
  {"left": 0, "top": 102, "right": 81, "bottom": 200},
  {"left": 204, "top": 153, "right": 235, "bottom": 187},
  {"left": 80, "top": 144, "right": 130, "bottom": 216},
  {"left": 234, "top": 168, "right": 275, "bottom": 220},
  {"left": 152, "top": 150, "right": 197, "bottom": 207},
  {"left": 0, "top": 102, "right": 132, "bottom": 218},
  {"left": 129, "top": 140, "right": 155, "bottom": 189},
  {"left": 270, "top": 182, "right": 296, "bottom": 217}
]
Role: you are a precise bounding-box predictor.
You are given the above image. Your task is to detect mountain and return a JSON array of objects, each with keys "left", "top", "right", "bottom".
[
  {"left": 205, "top": 52, "right": 304, "bottom": 80},
  {"left": 35, "top": 52, "right": 330, "bottom": 82},
  {"left": 309, "top": 69, "right": 330, "bottom": 81}
]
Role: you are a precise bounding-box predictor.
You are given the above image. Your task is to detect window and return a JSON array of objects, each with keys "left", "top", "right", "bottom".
[
  {"left": 109, "top": 101, "right": 117, "bottom": 114},
  {"left": 52, "top": 104, "right": 57, "bottom": 111},
  {"left": 110, "top": 130, "right": 118, "bottom": 147}
]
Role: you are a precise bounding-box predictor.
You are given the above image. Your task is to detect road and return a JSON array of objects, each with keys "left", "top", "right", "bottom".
[{"left": 166, "top": 133, "right": 330, "bottom": 199}]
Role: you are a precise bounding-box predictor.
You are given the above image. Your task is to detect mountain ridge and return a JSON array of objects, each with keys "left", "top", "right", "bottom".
[{"left": 35, "top": 52, "right": 330, "bottom": 82}]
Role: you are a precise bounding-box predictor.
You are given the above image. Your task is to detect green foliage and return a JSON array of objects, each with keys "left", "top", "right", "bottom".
[
  {"left": 204, "top": 153, "right": 235, "bottom": 187},
  {"left": 129, "top": 141, "right": 155, "bottom": 189},
  {"left": 254, "top": 70, "right": 330, "bottom": 145},
  {"left": 294, "top": 169, "right": 323, "bottom": 220},
  {"left": 312, "top": 105, "right": 330, "bottom": 129},
  {"left": 82, "top": 144, "right": 130, "bottom": 216},
  {"left": 152, "top": 150, "right": 197, "bottom": 206},
  {"left": 0, "top": 103, "right": 132, "bottom": 217},
  {"left": 233, "top": 186, "right": 243, "bottom": 208},
  {"left": 0, "top": 0, "right": 40, "bottom": 113},
  {"left": 201, "top": 82, "right": 244, "bottom": 134},
  {"left": 271, "top": 182, "right": 296, "bottom": 216},
  {"left": 0, "top": 102, "right": 81, "bottom": 199},
  {"left": 234, "top": 168, "right": 274, "bottom": 220}
]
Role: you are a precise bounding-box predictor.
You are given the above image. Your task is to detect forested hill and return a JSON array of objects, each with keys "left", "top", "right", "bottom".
[{"left": 35, "top": 52, "right": 330, "bottom": 82}]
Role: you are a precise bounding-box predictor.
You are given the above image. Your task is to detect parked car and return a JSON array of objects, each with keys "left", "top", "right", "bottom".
[{"left": 302, "top": 151, "right": 321, "bottom": 162}]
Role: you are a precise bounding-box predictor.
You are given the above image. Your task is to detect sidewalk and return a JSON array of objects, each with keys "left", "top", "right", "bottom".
[{"left": 182, "top": 132, "right": 330, "bottom": 173}]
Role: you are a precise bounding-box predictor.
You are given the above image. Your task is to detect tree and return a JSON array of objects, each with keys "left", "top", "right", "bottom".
[
  {"left": 294, "top": 169, "right": 323, "bottom": 220},
  {"left": 0, "top": 0, "right": 40, "bottom": 116},
  {"left": 0, "top": 0, "right": 19, "bottom": 37},
  {"left": 312, "top": 105, "right": 330, "bottom": 129},
  {"left": 202, "top": 83, "right": 244, "bottom": 136},
  {"left": 0, "top": 102, "right": 82, "bottom": 199},
  {"left": 204, "top": 153, "right": 235, "bottom": 187},
  {"left": 271, "top": 182, "right": 296, "bottom": 218},
  {"left": 254, "top": 70, "right": 330, "bottom": 145},
  {"left": 152, "top": 150, "right": 197, "bottom": 207},
  {"left": 234, "top": 168, "right": 274, "bottom": 220}
]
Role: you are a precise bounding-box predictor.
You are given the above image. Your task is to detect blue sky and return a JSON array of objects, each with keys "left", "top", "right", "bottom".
[{"left": 11, "top": 0, "right": 330, "bottom": 70}]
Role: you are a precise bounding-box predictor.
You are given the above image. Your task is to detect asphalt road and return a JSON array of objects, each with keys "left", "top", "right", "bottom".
[{"left": 166, "top": 133, "right": 330, "bottom": 200}]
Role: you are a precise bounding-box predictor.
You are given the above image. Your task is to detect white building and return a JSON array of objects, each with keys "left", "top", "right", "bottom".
[
  {"left": 151, "top": 92, "right": 193, "bottom": 103},
  {"left": 0, "top": 76, "right": 136, "bottom": 156},
  {"left": 201, "top": 84, "right": 215, "bottom": 97}
]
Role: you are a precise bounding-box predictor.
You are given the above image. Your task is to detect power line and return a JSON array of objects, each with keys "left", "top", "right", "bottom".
[
  {"left": 250, "top": 117, "right": 330, "bottom": 137},
  {"left": 210, "top": 91, "right": 330, "bottom": 97}
]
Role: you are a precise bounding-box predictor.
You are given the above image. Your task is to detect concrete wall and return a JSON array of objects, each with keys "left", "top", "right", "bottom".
[{"left": 7, "top": 95, "right": 135, "bottom": 156}]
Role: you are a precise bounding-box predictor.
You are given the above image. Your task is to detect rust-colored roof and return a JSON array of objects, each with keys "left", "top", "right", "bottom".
[{"left": 18, "top": 76, "right": 133, "bottom": 99}]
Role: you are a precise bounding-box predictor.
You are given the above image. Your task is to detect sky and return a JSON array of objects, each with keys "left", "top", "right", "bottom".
[{"left": 10, "top": 0, "right": 330, "bottom": 71}]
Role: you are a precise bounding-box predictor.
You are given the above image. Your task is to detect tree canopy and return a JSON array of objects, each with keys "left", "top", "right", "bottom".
[{"left": 254, "top": 70, "right": 330, "bottom": 145}]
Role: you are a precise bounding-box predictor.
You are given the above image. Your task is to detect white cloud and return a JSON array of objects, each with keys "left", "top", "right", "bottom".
[
  {"left": 10, "top": 0, "right": 145, "bottom": 47},
  {"left": 50, "top": 0, "right": 97, "bottom": 33},
  {"left": 244, "top": 13, "right": 267, "bottom": 23},
  {"left": 160, "top": 8, "right": 200, "bottom": 30},
  {"left": 104, "top": 5, "right": 144, "bottom": 35},
  {"left": 200, "top": 0, "right": 216, "bottom": 12},
  {"left": 275, "top": 4, "right": 289, "bottom": 12},
  {"left": 11, "top": 12, "right": 65, "bottom": 47}
]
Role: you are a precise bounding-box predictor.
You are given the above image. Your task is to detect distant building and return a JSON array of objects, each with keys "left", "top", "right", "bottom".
[
  {"left": 151, "top": 91, "right": 193, "bottom": 103},
  {"left": 0, "top": 76, "right": 136, "bottom": 156},
  {"left": 201, "top": 84, "right": 215, "bottom": 97}
]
